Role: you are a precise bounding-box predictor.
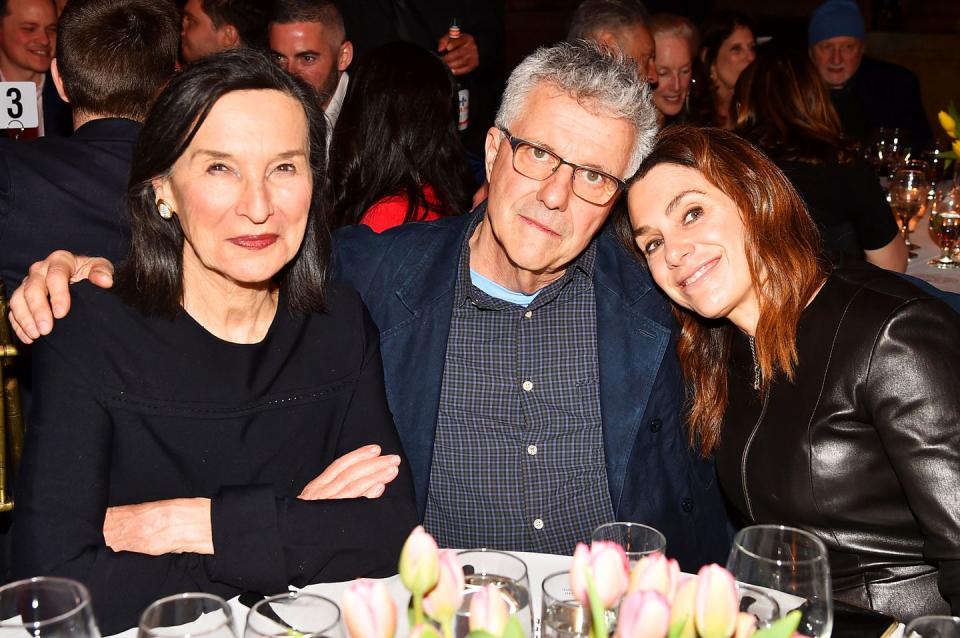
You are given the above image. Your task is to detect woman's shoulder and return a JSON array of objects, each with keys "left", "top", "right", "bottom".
[{"left": 827, "top": 261, "right": 957, "bottom": 322}]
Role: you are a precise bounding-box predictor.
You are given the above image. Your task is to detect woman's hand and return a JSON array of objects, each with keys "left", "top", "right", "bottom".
[
  {"left": 104, "top": 498, "right": 213, "bottom": 555},
  {"left": 299, "top": 445, "right": 401, "bottom": 500}
]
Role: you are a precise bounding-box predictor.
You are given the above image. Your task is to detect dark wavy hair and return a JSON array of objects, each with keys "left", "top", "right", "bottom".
[
  {"left": 734, "top": 47, "right": 855, "bottom": 166},
  {"left": 327, "top": 42, "right": 473, "bottom": 228},
  {"left": 115, "top": 48, "right": 331, "bottom": 316},
  {"left": 689, "top": 11, "right": 755, "bottom": 127},
  {"left": 618, "top": 126, "right": 827, "bottom": 456}
]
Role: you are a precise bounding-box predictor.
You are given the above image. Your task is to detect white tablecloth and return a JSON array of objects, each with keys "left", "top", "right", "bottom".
[{"left": 905, "top": 213, "right": 960, "bottom": 293}]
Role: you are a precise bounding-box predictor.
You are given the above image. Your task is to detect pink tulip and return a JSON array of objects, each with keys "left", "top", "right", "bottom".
[
  {"left": 694, "top": 565, "right": 739, "bottom": 638},
  {"left": 613, "top": 591, "right": 670, "bottom": 638},
  {"left": 733, "top": 612, "right": 757, "bottom": 638},
  {"left": 626, "top": 552, "right": 681, "bottom": 603},
  {"left": 341, "top": 579, "right": 397, "bottom": 638},
  {"left": 569, "top": 542, "right": 630, "bottom": 609},
  {"left": 423, "top": 549, "right": 465, "bottom": 623},
  {"left": 667, "top": 577, "right": 699, "bottom": 638},
  {"left": 398, "top": 526, "right": 440, "bottom": 595},
  {"left": 468, "top": 584, "right": 510, "bottom": 635}
]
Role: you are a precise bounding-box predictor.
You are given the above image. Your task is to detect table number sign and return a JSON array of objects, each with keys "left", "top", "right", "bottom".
[{"left": 0, "top": 82, "right": 39, "bottom": 130}]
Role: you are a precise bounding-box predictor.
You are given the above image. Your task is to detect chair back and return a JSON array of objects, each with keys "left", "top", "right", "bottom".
[{"left": 0, "top": 282, "right": 24, "bottom": 512}]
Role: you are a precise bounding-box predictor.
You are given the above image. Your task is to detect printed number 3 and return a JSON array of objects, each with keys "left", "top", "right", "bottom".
[{"left": 6, "top": 87, "right": 22, "bottom": 119}]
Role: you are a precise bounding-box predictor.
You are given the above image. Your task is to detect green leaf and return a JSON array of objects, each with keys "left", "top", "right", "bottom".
[
  {"left": 585, "top": 571, "right": 608, "bottom": 638},
  {"left": 502, "top": 617, "right": 526, "bottom": 638},
  {"left": 752, "top": 610, "right": 803, "bottom": 638},
  {"left": 667, "top": 616, "right": 689, "bottom": 638}
]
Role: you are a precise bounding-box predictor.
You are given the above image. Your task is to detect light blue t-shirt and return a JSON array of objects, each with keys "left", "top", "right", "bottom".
[{"left": 469, "top": 270, "right": 540, "bottom": 307}]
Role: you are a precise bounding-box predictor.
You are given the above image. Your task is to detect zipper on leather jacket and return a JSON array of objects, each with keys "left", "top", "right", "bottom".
[
  {"left": 740, "top": 384, "right": 770, "bottom": 522},
  {"left": 747, "top": 335, "right": 760, "bottom": 390}
]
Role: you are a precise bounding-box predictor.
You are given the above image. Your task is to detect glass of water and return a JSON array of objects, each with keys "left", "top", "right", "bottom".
[
  {"left": 540, "top": 572, "right": 589, "bottom": 638},
  {"left": 244, "top": 592, "right": 341, "bottom": 638},
  {"left": 455, "top": 550, "right": 532, "bottom": 637},
  {"left": 905, "top": 616, "right": 960, "bottom": 637},
  {"left": 138, "top": 593, "right": 236, "bottom": 638},
  {"left": 0, "top": 577, "right": 100, "bottom": 638},
  {"left": 591, "top": 522, "right": 666, "bottom": 566}
]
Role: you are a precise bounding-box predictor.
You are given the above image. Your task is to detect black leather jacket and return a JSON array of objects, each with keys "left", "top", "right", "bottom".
[{"left": 715, "top": 261, "right": 960, "bottom": 621}]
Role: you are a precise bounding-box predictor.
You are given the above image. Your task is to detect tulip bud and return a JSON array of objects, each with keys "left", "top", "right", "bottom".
[
  {"left": 626, "top": 552, "right": 680, "bottom": 603},
  {"left": 423, "top": 549, "right": 465, "bottom": 624},
  {"left": 939, "top": 110, "right": 957, "bottom": 139},
  {"left": 342, "top": 579, "right": 397, "bottom": 638},
  {"left": 613, "top": 591, "right": 670, "bottom": 638},
  {"left": 399, "top": 526, "right": 440, "bottom": 596},
  {"left": 569, "top": 542, "right": 630, "bottom": 609},
  {"left": 468, "top": 584, "right": 510, "bottom": 636},
  {"left": 667, "top": 577, "right": 698, "bottom": 638},
  {"left": 733, "top": 612, "right": 757, "bottom": 638},
  {"left": 694, "top": 565, "right": 738, "bottom": 638}
]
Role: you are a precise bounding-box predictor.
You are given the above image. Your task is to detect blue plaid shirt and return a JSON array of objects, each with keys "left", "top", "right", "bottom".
[{"left": 423, "top": 215, "right": 615, "bottom": 554}]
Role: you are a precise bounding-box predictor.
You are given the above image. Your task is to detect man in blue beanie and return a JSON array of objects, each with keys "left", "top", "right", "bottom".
[{"left": 808, "top": 0, "right": 932, "bottom": 150}]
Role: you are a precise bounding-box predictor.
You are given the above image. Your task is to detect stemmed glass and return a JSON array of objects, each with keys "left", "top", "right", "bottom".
[
  {"left": 927, "top": 186, "right": 960, "bottom": 268},
  {"left": 726, "top": 525, "right": 833, "bottom": 638},
  {"left": 889, "top": 166, "right": 931, "bottom": 258},
  {"left": 865, "top": 127, "right": 908, "bottom": 181},
  {"left": 905, "top": 616, "right": 960, "bottom": 637},
  {"left": 244, "top": 593, "right": 341, "bottom": 638},
  {"left": 455, "top": 550, "right": 532, "bottom": 638},
  {"left": 591, "top": 522, "right": 666, "bottom": 568},
  {"left": 0, "top": 577, "right": 100, "bottom": 638},
  {"left": 138, "top": 593, "right": 236, "bottom": 638}
]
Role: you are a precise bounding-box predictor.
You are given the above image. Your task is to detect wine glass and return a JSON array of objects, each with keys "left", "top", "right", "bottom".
[
  {"left": 865, "top": 128, "right": 908, "bottom": 181},
  {"left": 898, "top": 158, "right": 934, "bottom": 224},
  {"left": 726, "top": 525, "right": 833, "bottom": 638},
  {"left": 927, "top": 186, "right": 960, "bottom": 268},
  {"left": 889, "top": 166, "right": 931, "bottom": 258},
  {"left": 455, "top": 550, "right": 532, "bottom": 638},
  {"left": 138, "top": 593, "right": 236, "bottom": 638},
  {"left": 540, "top": 572, "right": 590, "bottom": 638},
  {"left": 0, "top": 577, "right": 100, "bottom": 638},
  {"left": 905, "top": 616, "right": 960, "bottom": 637},
  {"left": 244, "top": 593, "right": 341, "bottom": 638},
  {"left": 590, "top": 522, "right": 666, "bottom": 567}
]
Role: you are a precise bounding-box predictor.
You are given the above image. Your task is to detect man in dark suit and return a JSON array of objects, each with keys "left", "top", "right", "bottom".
[{"left": 0, "top": 0, "right": 179, "bottom": 295}]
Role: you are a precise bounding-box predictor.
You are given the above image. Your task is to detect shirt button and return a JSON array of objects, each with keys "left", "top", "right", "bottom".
[
  {"left": 527, "top": 444, "right": 538, "bottom": 456},
  {"left": 522, "top": 380, "right": 534, "bottom": 392},
  {"left": 681, "top": 498, "right": 695, "bottom": 512},
  {"left": 650, "top": 418, "right": 662, "bottom": 433},
  {"left": 524, "top": 310, "right": 533, "bottom": 319},
  {"left": 533, "top": 518, "right": 544, "bottom": 530}
]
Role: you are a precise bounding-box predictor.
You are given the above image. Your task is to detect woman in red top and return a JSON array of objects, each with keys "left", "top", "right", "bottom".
[{"left": 328, "top": 42, "right": 473, "bottom": 232}]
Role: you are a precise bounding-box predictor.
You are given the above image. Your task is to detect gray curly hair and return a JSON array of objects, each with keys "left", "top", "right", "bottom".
[{"left": 494, "top": 39, "right": 658, "bottom": 179}]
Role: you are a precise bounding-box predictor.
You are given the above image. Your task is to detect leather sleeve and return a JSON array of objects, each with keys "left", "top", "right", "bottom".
[{"left": 864, "top": 297, "right": 960, "bottom": 608}]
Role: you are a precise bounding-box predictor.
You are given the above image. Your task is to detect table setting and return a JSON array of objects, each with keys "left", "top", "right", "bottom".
[{"left": 4, "top": 522, "right": 951, "bottom": 638}]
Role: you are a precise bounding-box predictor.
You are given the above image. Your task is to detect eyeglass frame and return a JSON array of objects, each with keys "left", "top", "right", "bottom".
[{"left": 497, "top": 127, "right": 627, "bottom": 206}]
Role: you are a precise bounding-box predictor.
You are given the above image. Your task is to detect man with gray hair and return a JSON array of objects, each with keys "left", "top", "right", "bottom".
[
  {"left": 9, "top": 40, "right": 731, "bottom": 568},
  {"left": 567, "top": 0, "right": 658, "bottom": 84}
]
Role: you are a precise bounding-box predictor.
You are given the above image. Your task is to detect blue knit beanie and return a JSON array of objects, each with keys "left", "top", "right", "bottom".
[{"left": 808, "top": 0, "right": 865, "bottom": 47}]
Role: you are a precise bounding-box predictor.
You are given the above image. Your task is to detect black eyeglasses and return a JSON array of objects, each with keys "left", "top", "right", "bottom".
[{"left": 498, "top": 127, "right": 626, "bottom": 206}]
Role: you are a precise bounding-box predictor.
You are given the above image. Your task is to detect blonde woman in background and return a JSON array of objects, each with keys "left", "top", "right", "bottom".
[{"left": 649, "top": 14, "right": 698, "bottom": 127}]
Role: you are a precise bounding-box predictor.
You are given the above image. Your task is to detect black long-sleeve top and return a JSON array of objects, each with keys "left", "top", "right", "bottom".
[{"left": 13, "top": 281, "right": 418, "bottom": 634}]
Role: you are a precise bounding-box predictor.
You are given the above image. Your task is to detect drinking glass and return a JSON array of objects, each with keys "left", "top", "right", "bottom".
[
  {"left": 889, "top": 167, "right": 931, "bottom": 258},
  {"left": 927, "top": 186, "right": 960, "bottom": 268},
  {"left": 244, "top": 593, "right": 340, "bottom": 638},
  {"left": 540, "top": 572, "right": 590, "bottom": 638},
  {"left": 726, "top": 525, "right": 833, "bottom": 638},
  {"left": 590, "top": 522, "right": 666, "bottom": 566},
  {"left": 138, "top": 593, "right": 236, "bottom": 638},
  {"left": 0, "top": 577, "right": 100, "bottom": 638},
  {"left": 455, "top": 550, "right": 532, "bottom": 638},
  {"left": 865, "top": 127, "right": 908, "bottom": 180},
  {"left": 905, "top": 616, "right": 960, "bottom": 637},
  {"left": 898, "top": 158, "right": 934, "bottom": 222}
]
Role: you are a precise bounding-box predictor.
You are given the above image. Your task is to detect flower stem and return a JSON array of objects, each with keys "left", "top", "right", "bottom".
[{"left": 414, "top": 593, "right": 424, "bottom": 626}]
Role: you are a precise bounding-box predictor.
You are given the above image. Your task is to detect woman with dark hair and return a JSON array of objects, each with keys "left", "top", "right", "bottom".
[
  {"left": 734, "top": 48, "right": 906, "bottom": 271},
  {"left": 12, "top": 48, "right": 417, "bottom": 633},
  {"left": 328, "top": 41, "right": 474, "bottom": 232},
  {"left": 623, "top": 126, "right": 960, "bottom": 621},
  {"left": 689, "top": 11, "right": 755, "bottom": 129}
]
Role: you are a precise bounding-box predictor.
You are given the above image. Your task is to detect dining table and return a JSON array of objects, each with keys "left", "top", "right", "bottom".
[
  {"left": 905, "top": 212, "right": 960, "bottom": 293},
  {"left": 105, "top": 550, "right": 907, "bottom": 638}
]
